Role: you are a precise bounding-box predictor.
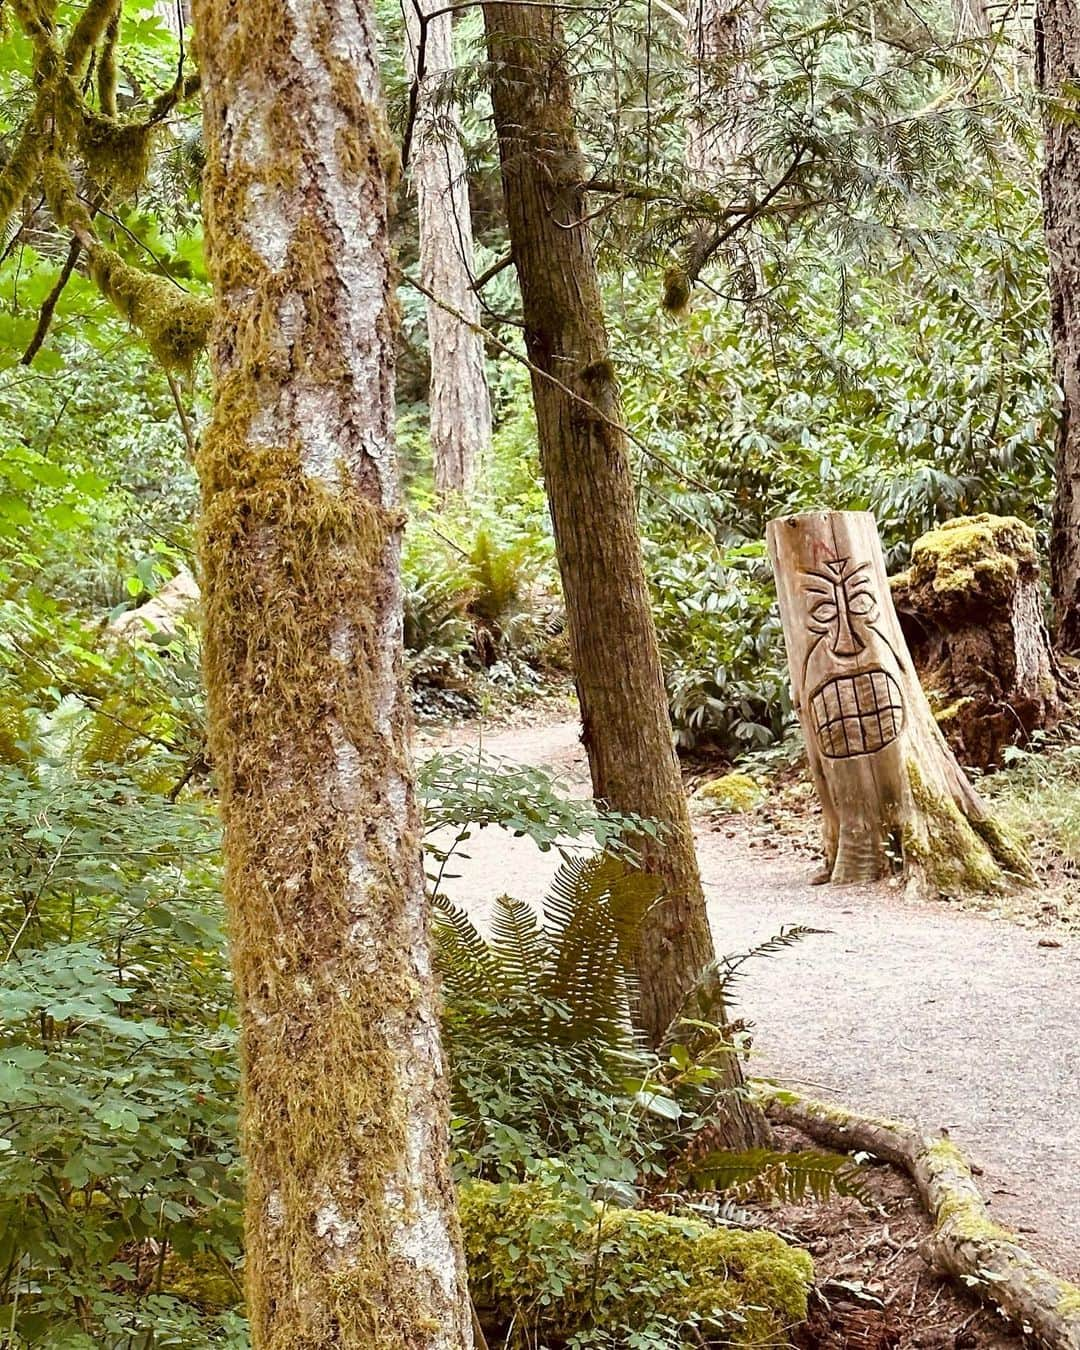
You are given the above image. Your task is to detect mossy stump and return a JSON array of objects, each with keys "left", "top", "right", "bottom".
[
  {"left": 890, "top": 514, "right": 1068, "bottom": 771},
  {"left": 767, "top": 511, "right": 1030, "bottom": 894},
  {"left": 460, "top": 1180, "right": 813, "bottom": 1346}
]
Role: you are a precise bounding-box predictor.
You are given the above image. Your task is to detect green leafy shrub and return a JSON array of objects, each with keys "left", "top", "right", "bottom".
[
  {"left": 650, "top": 541, "right": 791, "bottom": 751},
  {"left": 460, "top": 1179, "right": 814, "bottom": 1349},
  {"left": 0, "top": 760, "right": 242, "bottom": 1348}
]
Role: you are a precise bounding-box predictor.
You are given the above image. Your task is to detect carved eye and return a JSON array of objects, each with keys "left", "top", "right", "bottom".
[
  {"left": 810, "top": 600, "right": 837, "bottom": 623},
  {"left": 847, "top": 591, "right": 875, "bottom": 616}
]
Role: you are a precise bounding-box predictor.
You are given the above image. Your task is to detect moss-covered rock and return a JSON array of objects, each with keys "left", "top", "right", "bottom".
[
  {"left": 460, "top": 1180, "right": 813, "bottom": 1347},
  {"left": 696, "top": 772, "right": 763, "bottom": 813}
]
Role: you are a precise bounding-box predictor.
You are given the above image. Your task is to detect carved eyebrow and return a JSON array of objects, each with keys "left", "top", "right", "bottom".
[{"left": 804, "top": 585, "right": 831, "bottom": 598}]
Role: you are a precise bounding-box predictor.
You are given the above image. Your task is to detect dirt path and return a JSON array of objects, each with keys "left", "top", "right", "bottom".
[{"left": 425, "top": 716, "right": 1080, "bottom": 1279}]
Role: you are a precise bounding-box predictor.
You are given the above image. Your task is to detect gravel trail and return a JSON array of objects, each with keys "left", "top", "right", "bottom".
[{"left": 425, "top": 716, "right": 1080, "bottom": 1277}]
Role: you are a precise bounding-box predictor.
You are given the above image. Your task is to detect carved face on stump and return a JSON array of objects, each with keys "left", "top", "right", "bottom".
[{"left": 801, "top": 557, "right": 905, "bottom": 759}]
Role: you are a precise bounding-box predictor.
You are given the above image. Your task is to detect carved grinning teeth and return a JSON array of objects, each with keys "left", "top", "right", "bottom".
[{"left": 810, "top": 669, "right": 903, "bottom": 759}]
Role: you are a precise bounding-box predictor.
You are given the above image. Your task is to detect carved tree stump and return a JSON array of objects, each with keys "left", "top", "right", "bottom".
[
  {"left": 767, "top": 511, "right": 1030, "bottom": 892},
  {"left": 890, "top": 515, "right": 1067, "bottom": 770}
]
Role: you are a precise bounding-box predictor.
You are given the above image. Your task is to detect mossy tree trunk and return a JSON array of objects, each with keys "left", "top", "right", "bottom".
[
  {"left": 482, "top": 0, "right": 767, "bottom": 1148},
  {"left": 767, "top": 511, "right": 1029, "bottom": 894},
  {"left": 1037, "top": 0, "right": 1080, "bottom": 653},
  {"left": 404, "top": 0, "right": 492, "bottom": 497},
  {"left": 193, "top": 2, "right": 473, "bottom": 1346}
]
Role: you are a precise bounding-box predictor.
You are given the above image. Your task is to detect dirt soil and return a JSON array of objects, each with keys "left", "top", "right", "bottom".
[
  {"left": 422, "top": 715, "right": 1080, "bottom": 1290},
  {"left": 764, "top": 1126, "right": 1022, "bottom": 1349}
]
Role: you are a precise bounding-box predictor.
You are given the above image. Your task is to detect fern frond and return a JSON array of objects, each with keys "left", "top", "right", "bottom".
[
  {"left": 683, "top": 1147, "right": 873, "bottom": 1205},
  {"left": 433, "top": 895, "right": 505, "bottom": 1002},
  {"left": 541, "top": 855, "right": 659, "bottom": 1041},
  {"left": 488, "top": 894, "right": 547, "bottom": 991}
]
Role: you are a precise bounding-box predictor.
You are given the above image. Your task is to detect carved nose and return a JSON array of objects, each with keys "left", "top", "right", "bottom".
[{"left": 831, "top": 608, "right": 865, "bottom": 658}]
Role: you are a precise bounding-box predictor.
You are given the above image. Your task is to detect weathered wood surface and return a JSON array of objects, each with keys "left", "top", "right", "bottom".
[{"left": 767, "top": 510, "right": 1028, "bottom": 891}]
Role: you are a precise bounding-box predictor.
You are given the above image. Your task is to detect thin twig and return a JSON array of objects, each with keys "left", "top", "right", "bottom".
[
  {"left": 166, "top": 369, "right": 196, "bottom": 458},
  {"left": 20, "top": 236, "right": 83, "bottom": 365}
]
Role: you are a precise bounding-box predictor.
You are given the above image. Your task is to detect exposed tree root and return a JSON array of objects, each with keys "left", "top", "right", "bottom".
[{"left": 763, "top": 1088, "right": 1080, "bottom": 1349}]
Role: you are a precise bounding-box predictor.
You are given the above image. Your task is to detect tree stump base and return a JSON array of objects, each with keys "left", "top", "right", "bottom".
[
  {"left": 767, "top": 511, "right": 1030, "bottom": 894},
  {"left": 890, "top": 514, "right": 1069, "bottom": 771}
]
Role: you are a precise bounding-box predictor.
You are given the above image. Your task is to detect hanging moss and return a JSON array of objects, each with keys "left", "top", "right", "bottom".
[
  {"left": 88, "top": 243, "right": 212, "bottom": 371},
  {"left": 0, "top": 130, "right": 44, "bottom": 236},
  {"left": 460, "top": 1180, "right": 813, "bottom": 1346},
  {"left": 96, "top": 9, "right": 119, "bottom": 114},
  {"left": 78, "top": 110, "right": 157, "bottom": 199},
  {"left": 662, "top": 264, "right": 692, "bottom": 314},
  {"left": 41, "top": 153, "right": 93, "bottom": 234},
  {"left": 65, "top": 0, "right": 120, "bottom": 79}
]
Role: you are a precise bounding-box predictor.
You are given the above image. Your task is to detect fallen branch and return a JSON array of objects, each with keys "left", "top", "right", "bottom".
[{"left": 763, "top": 1088, "right": 1080, "bottom": 1349}]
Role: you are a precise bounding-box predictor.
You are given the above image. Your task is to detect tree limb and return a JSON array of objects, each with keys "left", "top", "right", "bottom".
[
  {"left": 21, "top": 236, "right": 83, "bottom": 366},
  {"left": 763, "top": 1088, "right": 1080, "bottom": 1350}
]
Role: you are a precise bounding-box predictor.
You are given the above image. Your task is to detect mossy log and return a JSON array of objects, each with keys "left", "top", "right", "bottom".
[
  {"left": 767, "top": 511, "right": 1030, "bottom": 893},
  {"left": 891, "top": 514, "right": 1068, "bottom": 770},
  {"left": 763, "top": 1089, "right": 1080, "bottom": 1350},
  {"left": 459, "top": 1179, "right": 813, "bottom": 1346}
]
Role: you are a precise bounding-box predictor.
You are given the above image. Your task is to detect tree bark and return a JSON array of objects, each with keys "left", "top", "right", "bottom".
[
  {"left": 767, "top": 511, "right": 1029, "bottom": 893},
  {"left": 482, "top": 0, "right": 767, "bottom": 1150},
  {"left": 192, "top": 3, "right": 473, "bottom": 1346},
  {"left": 686, "top": 0, "right": 764, "bottom": 181},
  {"left": 404, "top": 0, "right": 492, "bottom": 498},
  {"left": 1037, "top": 0, "right": 1080, "bottom": 653}
]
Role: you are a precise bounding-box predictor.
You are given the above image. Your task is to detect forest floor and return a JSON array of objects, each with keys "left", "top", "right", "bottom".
[{"left": 423, "top": 711, "right": 1080, "bottom": 1290}]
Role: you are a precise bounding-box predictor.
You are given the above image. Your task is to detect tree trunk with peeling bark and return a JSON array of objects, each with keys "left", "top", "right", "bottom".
[
  {"left": 405, "top": 0, "right": 491, "bottom": 497},
  {"left": 192, "top": 2, "right": 473, "bottom": 1346},
  {"left": 1037, "top": 0, "right": 1080, "bottom": 652},
  {"left": 482, "top": 0, "right": 767, "bottom": 1150}
]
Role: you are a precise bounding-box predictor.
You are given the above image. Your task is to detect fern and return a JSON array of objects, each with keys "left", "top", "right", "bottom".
[
  {"left": 432, "top": 897, "right": 505, "bottom": 1002},
  {"left": 541, "top": 855, "right": 660, "bottom": 1038},
  {"left": 487, "top": 894, "right": 549, "bottom": 992},
  {"left": 434, "top": 855, "right": 660, "bottom": 1048},
  {"left": 682, "top": 1147, "right": 873, "bottom": 1205}
]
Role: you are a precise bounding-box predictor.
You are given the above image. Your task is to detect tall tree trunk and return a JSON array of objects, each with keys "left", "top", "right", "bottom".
[
  {"left": 405, "top": 0, "right": 492, "bottom": 497},
  {"left": 482, "top": 0, "right": 767, "bottom": 1147},
  {"left": 1037, "top": 0, "right": 1080, "bottom": 652},
  {"left": 192, "top": 3, "right": 473, "bottom": 1346},
  {"left": 686, "top": 0, "right": 763, "bottom": 180},
  {"left": 154, "top": 0, "right": 190, "bottom": 37}
]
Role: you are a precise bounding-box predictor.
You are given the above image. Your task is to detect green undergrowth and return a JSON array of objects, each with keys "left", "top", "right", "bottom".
[{"left": 461, "top": 1180, "right": 813, "bottom": 1348}]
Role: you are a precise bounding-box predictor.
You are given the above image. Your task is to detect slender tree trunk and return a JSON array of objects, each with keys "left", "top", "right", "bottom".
[
  {"left": 952, "top": 0, "right": 989, "bottom": 38},
  {"left": 482, "top": 0, "right": 767, "bottom": 1147},
  {"left": 405, "top": 0, "right": 492, "bottom": 497},
  {"left": 154, "top": 0, "right": 190, "bottom": 36},
  {"left": 192, "top": 3, "right": 473, "bottom": 1346},
  {"left": 1037, "top": 0, "right": 1080, "bottom": 652}
]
